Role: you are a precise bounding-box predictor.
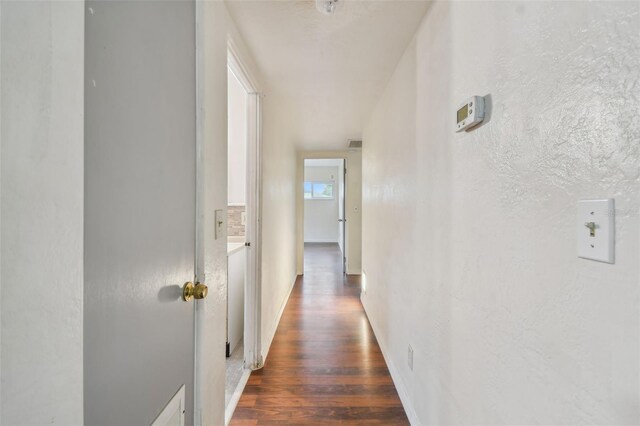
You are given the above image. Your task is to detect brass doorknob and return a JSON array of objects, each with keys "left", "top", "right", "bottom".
[{"left": 183, "top": 281, "right": 208, "bottom": 301}]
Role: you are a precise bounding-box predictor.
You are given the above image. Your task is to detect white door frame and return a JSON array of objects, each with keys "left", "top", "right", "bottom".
[
  {"left": 227, "top": 37, "right": 264, "bottom": 371},
  {"left": 297, "top": 151, "right": 353, "bottom": 275}
]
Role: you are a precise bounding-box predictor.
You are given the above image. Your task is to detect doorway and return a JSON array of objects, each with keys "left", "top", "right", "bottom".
[
  {"left": 224, "top": 43, "right": 263, "bottom": 424},
  {"left": 303, "top": 159, "right": 347, "bottom": 274},
  {"left": 225, "top": 64, "right": 248, "bottom": 415}
]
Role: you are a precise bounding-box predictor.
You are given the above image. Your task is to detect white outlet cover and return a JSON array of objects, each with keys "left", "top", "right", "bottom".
[{"left": 577, "top": 199, "right": 614, "bottom": 263}]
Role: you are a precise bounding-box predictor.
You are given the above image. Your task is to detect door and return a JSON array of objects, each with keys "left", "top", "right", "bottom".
[
  {"left": 338, "top": 159, "right": 347, "bottom": 273},
  {"left": 84, "top": 2, "right": 197, "bottom": 425}
]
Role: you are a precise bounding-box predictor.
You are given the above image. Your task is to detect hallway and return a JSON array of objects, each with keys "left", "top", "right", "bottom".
[{"left": 231, "top": 243, "right": 408, "bottom": 425}]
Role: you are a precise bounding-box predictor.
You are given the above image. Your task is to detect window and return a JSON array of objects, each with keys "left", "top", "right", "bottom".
[{"left": 304, "top": 181, "right": 334, "bottom": 199}]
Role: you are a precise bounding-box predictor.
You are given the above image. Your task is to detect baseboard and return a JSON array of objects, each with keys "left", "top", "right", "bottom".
[
  {"left": 303, "top": 239, "right": 339, "bottom": 244},
  {"left": 261, "top": 273, "right": 298, "bottom": 365},
  {"left": 361, "top": 295, "right": 420, "bottom": 425}
]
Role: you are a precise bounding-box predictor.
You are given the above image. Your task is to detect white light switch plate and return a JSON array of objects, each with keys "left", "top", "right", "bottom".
[{"left": 577, "top": 199, "right": 614, "bottom": 263}]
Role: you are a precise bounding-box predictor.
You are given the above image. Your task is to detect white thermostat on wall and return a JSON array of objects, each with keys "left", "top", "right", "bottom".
[{"left": 456, "top": 96, "right": 485, "bottom": 132}]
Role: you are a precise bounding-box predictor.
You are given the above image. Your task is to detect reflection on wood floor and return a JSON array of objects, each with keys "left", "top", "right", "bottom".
[{"left": 231, "top": 243, "right": 409, "bottom": 425}]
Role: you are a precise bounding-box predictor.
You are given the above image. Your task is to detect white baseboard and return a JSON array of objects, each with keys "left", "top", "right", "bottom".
[
  {"left": 261, "top": 273, "right": 298, "bottom": 364},
  {"left": 361, "top": 295, "right": 420, "bottom": 425},
  {"left": 303, "top": 239, "right": 339, "bottom": 244}
]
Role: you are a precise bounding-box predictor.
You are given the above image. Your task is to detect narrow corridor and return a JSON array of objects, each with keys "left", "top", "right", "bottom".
[{"left": 231, "top": 243, "right": 408, "bottom": 424}]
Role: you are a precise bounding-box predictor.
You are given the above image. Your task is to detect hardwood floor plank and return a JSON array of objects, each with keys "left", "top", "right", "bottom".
[
  {"left": 253, "top": 396, "right": 405, "bottom": 408},
  {"left": 255, "top": 376, "right": 395, "bottom": 386},
  {"left": 243, "top": 384, "right": 402, "bottom": 396},
  {"left": 230, "top": 243, "right": 408, "bottom": 425}
]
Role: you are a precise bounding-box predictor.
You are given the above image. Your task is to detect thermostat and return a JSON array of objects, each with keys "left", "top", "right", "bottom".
[{"left": 456, "top": 96, "right": 484, "bottom": 132}]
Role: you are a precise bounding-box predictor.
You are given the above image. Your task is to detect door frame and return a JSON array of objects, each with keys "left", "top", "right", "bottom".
[
  {"left": 339, "top": 159, "right": 347, "bottom": 273},
  {"left": 227, "top": 37, "right": 263, "bottom": 371},
  {"left": 297, "top": 151, "right": 354, "bottom": 275}
]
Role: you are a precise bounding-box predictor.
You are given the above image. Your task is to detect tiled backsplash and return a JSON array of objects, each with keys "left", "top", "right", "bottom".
[{"left": 228, "top": 205, "right": 245, "bottom": 237}]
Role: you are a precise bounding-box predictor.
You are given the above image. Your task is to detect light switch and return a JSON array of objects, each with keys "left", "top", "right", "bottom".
[
  {"left": 577, "top": 199, "right": 614, "bottom": 263},
  {"left": 215, "top": 209, "right": 224, "bottom": 240}
]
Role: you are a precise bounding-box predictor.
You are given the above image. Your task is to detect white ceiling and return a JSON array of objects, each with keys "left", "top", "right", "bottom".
[{"left": 226, "top": 0, "right": 431, "bottom": 150}]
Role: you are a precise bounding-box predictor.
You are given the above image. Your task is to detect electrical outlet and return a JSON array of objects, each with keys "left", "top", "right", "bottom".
[{"left": 407, "top": 345, "right": 413, "bottom": 371}]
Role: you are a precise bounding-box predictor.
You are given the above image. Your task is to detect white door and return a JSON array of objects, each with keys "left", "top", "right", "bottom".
[{"left": 84, "top": 1, "right": 198, "bottom": 425}]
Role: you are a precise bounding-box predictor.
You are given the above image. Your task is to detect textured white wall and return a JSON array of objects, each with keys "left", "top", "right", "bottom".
[
  {"left": 304, "top": 166, "right": 340, "bottom": 243},
  {"left": 197, "top": 3, "right": 262, "bottom": 424},
  {"left": 228, "top": 67, "right": 247, "bottom": 206},
  {"left": 260, "top": 90, "right": 299, "bottom": 359},
  {"left": 0, "top": 2, "right": 84, "bottom": 423},
  {"left": 362, "top": 2, "right": 639, "bottom": 425}
]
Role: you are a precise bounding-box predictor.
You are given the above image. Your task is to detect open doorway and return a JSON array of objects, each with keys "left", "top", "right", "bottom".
[
  {"left": 303, "top": 159, "right": 347, "bottom": 273},
  {"left": 225, "top": 64, "right": 248, "bottom": 415},
  {"left": 224, "top": 44, "right": 263, "bottom": 424}
]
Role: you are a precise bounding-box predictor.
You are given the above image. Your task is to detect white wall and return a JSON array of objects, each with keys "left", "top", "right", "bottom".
[
  {"left": 197, "top": 3, "right": 261, "bottom": 424},
  {"left": 304, "top": 166, "right": 339, "bottom": 243},
  {"left": 361, "top": 2, "right": 640, "bottom": 425},
  {"left": 208, "top": 3, "right": 301, "bottom": 375},
  {"left": 228, "top": 68, "right": 247, "bottom": 206},
  {"left": 0, "top": 2, "right": 84, "bottom": 423},
  {"left": 259, "top": 90, "right": 299, "bottom": 360}
]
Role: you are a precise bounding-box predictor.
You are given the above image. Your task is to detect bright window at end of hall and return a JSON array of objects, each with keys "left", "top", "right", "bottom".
[{"left": 304, "top": 181, "right": 335, "bottom": 199}]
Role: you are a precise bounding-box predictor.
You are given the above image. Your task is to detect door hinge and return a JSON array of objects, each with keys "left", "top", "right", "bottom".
[
  {"left": 245, "top": 242, "right": 251, "bottom": 247},
  {"left": 226, "top": 342, "right": 230, "bottom": 358}
]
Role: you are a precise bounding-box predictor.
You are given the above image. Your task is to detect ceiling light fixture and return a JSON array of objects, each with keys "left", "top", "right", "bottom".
[{"left": 316, "top": 0, "right": 338, "bottom": 15}]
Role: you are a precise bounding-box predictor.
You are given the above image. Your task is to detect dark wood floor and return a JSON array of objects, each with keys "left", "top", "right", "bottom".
[{"left": 231, "top": 243, "right": 409, "bottom": 425}]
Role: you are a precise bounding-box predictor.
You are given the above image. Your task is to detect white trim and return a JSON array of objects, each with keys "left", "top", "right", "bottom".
[
  {"left": 243, "top": 92, "right": 263, "bottom": 370},
  {"left": 227, "top": 36, "right": 259, "bottom": 93},
  {"left": 304, "top": 239, "right": 340, "bottom": 244},
  {"left": 261, "top": 273, "right": 298, "bottom": 365},
  {"left": 361, "top": 295, "right": 419, "bottom": 425},
  {"left": 224, "top": 369, "right": 251, "bottom": 426}
]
